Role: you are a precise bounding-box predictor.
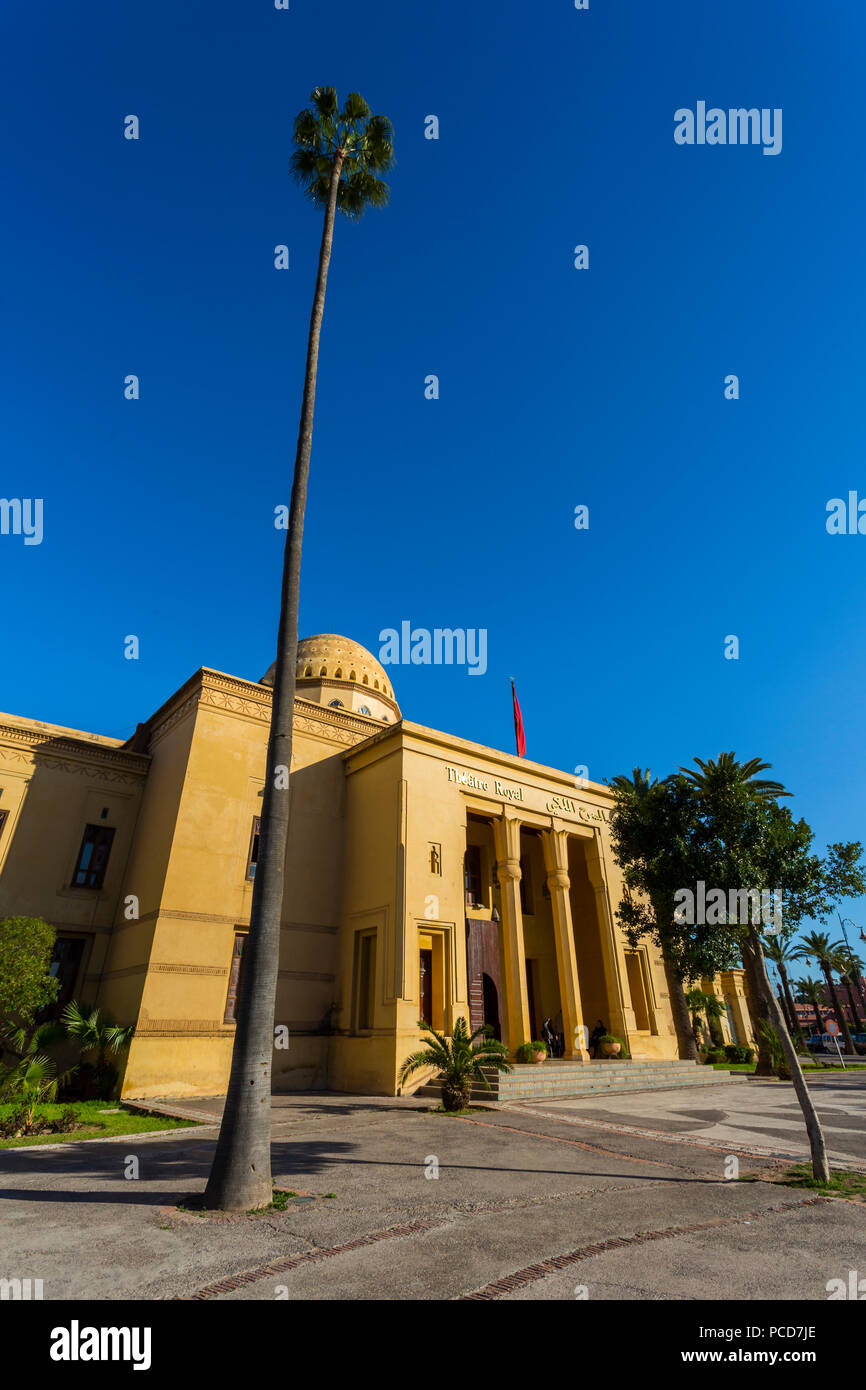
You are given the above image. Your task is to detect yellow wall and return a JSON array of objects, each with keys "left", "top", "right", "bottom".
[{"left": 0, "top": 651, "right": 681, "bottom": 1100}]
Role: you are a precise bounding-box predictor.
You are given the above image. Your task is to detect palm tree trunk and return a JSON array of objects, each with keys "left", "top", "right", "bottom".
[
  {"left": 204, "top": 151, "right": 345, "bottom": 1212},
  {"left": 777, "top": 962, "right": 800, "bottom": 1039},
  {"left": 745, "top": 929, "right": 830, "bottom": 1183},
  {"left": 851, "top": 972, "right": 866, "bottom": 1024},
  {"left": 662, "top": 949, "right": 698, "bottom": 1061},
  {"left": 843, "top": 973, "right": 863, "bottom": 1033},
  {"left": 741, "top": 943, "right": 775, "bottom": 1075},
  {"left": 823, "top": 965, "right": 855, "bottom": 1056}
]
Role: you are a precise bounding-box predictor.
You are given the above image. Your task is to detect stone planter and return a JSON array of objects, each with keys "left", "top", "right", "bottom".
[
  {"left": 601, "top": 1041, "right": 622, "bottom": 1057},
  {"left": 530, "top": 1050, "right": 547, "bottom": 1064}
]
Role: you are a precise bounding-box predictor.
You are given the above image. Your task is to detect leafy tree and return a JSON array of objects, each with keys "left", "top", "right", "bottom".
[
  {"left": 680, "top": 754, "right": 865, "bottom": 1182},
  {"left": 398, "top": 1017, "right": 512, "bottom": 1111},
  {"left": 608, "top": 770, "right": 739, "bottom": 1063},
  {"left": 203, "top": 88, "right": 394, "bottom": 1211},
  {"left": 0, "top": 917, "right": 59, "bottom": 1025}
]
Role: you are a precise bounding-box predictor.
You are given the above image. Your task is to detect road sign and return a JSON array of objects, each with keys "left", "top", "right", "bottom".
[{"left": 826, "top": 1019, "right": 840, "bottom": 1036}]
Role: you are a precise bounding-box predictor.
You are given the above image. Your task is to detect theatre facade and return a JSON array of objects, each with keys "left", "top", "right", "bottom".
[{"left": 0, "top": 635, "right": 754, "bottom": 1099}]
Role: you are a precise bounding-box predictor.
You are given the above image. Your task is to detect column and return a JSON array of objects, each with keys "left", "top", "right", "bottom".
[
  {"left": 542, "top": 828, "right": 590, "bottom": 1061},
  {"left": 584, "top": 835, "right": 633, "bottom": 1039},
  {"left": 492, "top": 814, "right": 531, "bottom": 1052}
]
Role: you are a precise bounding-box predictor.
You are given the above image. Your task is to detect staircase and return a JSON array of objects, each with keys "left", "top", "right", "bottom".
[{"left": 414, "top": 1058, "right": 749, "bottom": 1105}]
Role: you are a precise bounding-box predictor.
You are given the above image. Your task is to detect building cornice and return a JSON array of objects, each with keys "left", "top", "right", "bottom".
[
  {"left": 0, "top": 720, "right": 150, "bottom": 778},
  {"left": 343, "top": 718, "right": 612, "bottom": 802}
]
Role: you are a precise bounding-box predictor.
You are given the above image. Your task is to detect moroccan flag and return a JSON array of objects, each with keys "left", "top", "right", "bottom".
[{"left": 511, "top": 679, "right": 526, "bottom": 758}]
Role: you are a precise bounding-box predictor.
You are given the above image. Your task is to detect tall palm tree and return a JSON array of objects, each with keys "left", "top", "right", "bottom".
[
  {"left": 763, "top": 935, "right": 803, "bottom": 1039},
  {"left": 794, "top": 932, "right": 855, "bottom": 1056},
  {"left": 679, "top": 752, "right": 790, "bottom": 800},
  {"left": 204, "top": 89, "right": 394, "bottom": 1211},
  {"left": 793, "top": 976, "right": 828, "bottom": 1037},
  {"left": 837, "top": 948, "right": 865, "bottom": 1033}
]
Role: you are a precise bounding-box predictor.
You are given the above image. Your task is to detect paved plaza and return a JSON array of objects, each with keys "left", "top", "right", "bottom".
[{"left": 1, "top": 1078, "right": 864, "bottom": 1301}]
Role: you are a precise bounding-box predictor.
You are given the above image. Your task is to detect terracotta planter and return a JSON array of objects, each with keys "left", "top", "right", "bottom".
[
  {"left": 530, "top": 1050, "right": 547, "bottom": 1064},
  {"left": 601, "top": 1041, "right": 621, "bottom": 1057}
]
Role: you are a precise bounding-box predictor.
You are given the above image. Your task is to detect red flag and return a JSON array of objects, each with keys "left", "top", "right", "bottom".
[{"left": 511, "top": 680, "right": 526, "bottom": 758}]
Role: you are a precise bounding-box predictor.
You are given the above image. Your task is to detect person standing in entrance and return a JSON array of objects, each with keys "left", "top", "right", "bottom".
[{"left": 589, "top": 1019, "right": 607, "bottom": 1058}]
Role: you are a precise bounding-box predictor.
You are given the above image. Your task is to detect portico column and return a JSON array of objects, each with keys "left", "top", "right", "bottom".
[
  {"left": 492, "top": 814, "right": 531, "bottom": 1052},
  {"left": 542, "top": 829, "right": 590, "bottom": 1061},
  {"left": 584, "top": 835, "right": 632, "bottom": 1039}
]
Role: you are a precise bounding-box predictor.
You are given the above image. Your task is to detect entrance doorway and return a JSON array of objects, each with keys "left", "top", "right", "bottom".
[
  {"left": 481, "top": 972, "right": 501, "bottom": 1041},
  {"left": 467, "top": 917, "right": 504, "bottom": 1042},
  {"left": 419, "top": 948, "right": 433, "bottom": 1025}
]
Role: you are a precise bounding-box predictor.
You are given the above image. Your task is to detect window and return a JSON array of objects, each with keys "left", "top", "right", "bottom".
[
  {"left": 356, "top": 932, "right": 376, "bottom": 1030},
  {"left": 329, "top": 699, "right": 344, "bottom": 708},
  {"left": 224, "top": 933, "right": 247, "bottom": 1023},
  {"left": 464, "top": 845, "right": 483, "bottom": 908},
  {"left": 0, "top": 809, "right": 7, "bottom": 839},
  {"left": 359, "top": 705, "right": 371, "bottom": 716},
  {"left": 72, "top": 824, "right": 115, "bottom": 889},
  {"left": 246, "top": 817, "right": 261, "bottom": 880}
]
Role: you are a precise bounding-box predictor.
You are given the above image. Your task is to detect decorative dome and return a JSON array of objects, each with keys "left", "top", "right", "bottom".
[{"left": 260, "top": 634, "right": 399, "bottom": 721}]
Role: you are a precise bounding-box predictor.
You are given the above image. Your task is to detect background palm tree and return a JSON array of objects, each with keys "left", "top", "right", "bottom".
[
  {"left": 679, "top": 752, "right": 790, "bottom": 800},
  {"left": 793, "top": 976, "right": 828, "bottom": 1037},
  {"left": 398, "top": 1017, "right": 512, "bottom": 1112},
  {"left": 794, "top": 932, "right": 855, "bottom": 1055},
  {"left": 685, "top": 987, "right": 725, "bottom": 1052},
  {"left": 837, "top": 948, "right": 865, "bottom": 1033},
  {"left": 763, "top": 935, "right": 803, "bottom": 1039},
  {"left": 204, "top": 89, "right": 394, "bottom": 1211}
]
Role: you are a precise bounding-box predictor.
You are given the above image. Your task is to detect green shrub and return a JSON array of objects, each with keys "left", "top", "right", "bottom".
[
  {"left": 0, "top": 1105, "right": 31, "bottom": 1138},
  {"left": 515, "top": 1040, "right": 549, "bottom": 1063},
  {"left": 706, "top": 1047, "right": 726, "bottom": 1064},
  {"left": 50, "top": 1106, "right": 79, "bottom": 1134},
  {"left": 724, "top": 1044, "right": 754, "bottom": 1064},
  {"left": 597, "top": 1034, "right": 630, "bottom": 1059}
]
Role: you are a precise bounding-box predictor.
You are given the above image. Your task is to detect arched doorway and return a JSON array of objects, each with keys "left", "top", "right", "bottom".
[{"left": 481, "top": 972, "right": 501, "bottom": 1041}]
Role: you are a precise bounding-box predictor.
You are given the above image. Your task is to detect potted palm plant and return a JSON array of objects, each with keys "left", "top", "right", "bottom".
[
  {"left": 598, "top": 1033, "right": 624, "bottom": 1058},
  {"left": 516, "top": 1040, "right": 549, "bottom": 1064},
  {"left": 398, "top": 1017, "right": 512, "bottom": 1111}
]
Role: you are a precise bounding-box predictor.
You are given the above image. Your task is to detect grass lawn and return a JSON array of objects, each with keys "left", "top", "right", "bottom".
[
  {"left": 712, "top": 1062, "right": 866, "bottom": 1074},
  {"left": 0, "top": 1100, "right": 198, "bottom": 1148},
  {"left": 778, "top": 1164, "right": 866, "bottom": 1200}
]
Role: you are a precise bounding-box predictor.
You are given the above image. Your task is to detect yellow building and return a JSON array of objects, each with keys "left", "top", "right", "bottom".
[{"left": 0, "top": 634, "right": 685, "bottom": 1099}]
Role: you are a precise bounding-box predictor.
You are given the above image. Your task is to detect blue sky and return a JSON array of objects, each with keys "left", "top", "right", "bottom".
[{"left": 2, "top": 0, "right": 865, "bottom": 942}]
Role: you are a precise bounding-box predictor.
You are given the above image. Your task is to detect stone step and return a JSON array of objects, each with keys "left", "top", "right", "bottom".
[{"left": 416, "top": 1062, "right": 749, "bottom": 1102}]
